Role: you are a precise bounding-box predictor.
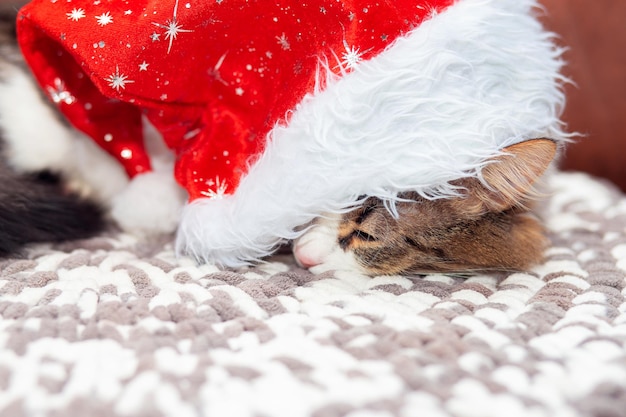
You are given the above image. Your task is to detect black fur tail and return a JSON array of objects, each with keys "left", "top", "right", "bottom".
[
  {"left": 0, "top": 9, "right": 104, "bottom": 256},
  {"left": 0, "top": 170, "right": 104, "bottom": 256}
]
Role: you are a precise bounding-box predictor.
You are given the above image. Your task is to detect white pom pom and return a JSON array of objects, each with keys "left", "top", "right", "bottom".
[{"left": 111, "top": 171, "right": 187, "bottom": 235}]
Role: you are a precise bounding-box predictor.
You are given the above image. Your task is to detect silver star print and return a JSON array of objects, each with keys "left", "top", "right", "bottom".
[
  {"left": 201, "top": 177, "right": 229, "bottom": 200},
  {"left": 105, "top": 66, "right": 134, "bottom": 91},
  {"left": 95, "top": 12, "right": 113, "bottom": 26},
  {"left": 66, "top": 8, "right": 86, "bottom": 21},
  {"left": 340, "top": 41, "right": 368, "bottom": 70},
  {"left": 152, "top": 0, "right": 194, "bottom": 54}
]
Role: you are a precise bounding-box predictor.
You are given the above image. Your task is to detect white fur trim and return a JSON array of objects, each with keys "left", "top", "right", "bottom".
[
  {"left": 112, "top": 171, "right": 186, "bottom": 236},
  {"left": 177, "top": 0, "right": 568, "bottom": 266}
]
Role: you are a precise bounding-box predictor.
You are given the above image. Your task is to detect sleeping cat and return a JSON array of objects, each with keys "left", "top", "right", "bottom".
[
  {"left": 0, "top": 9, "right": 557, "bottom": 275},
  {"left": 293, "top": 139, "right": 557, "bottom": 275}
]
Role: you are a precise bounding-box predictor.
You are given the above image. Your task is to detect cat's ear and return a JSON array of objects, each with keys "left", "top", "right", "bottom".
[{"left": 462, "top": 138, "right": 557, "bottom": 213}]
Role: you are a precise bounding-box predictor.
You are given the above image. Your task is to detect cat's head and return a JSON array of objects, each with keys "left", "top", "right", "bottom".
[{"left": 294, "top": 138, "right": 557, "bottom": 276}]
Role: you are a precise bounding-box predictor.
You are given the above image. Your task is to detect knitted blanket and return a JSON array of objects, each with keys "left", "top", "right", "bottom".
[{"left": 0, "top": 171, "right": 625, "bottom": 417}]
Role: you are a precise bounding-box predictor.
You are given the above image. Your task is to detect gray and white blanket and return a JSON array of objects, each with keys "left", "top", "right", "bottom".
[{"left": 1, "top": 171, "right": 625, "bottom": 417}]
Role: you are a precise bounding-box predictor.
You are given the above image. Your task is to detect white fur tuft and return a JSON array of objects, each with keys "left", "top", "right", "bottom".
[
  {"left": 112, "top": 171, "right": 187, "bottom": 236},
  {"left": 0, "top": 62, "right": 129, "bottom": 202},
  {"left": 177, "top": 0, "right": 569, "bottom": 266},
  {"left": 0, "top": 64, "right": 77, "bottom": 172}
]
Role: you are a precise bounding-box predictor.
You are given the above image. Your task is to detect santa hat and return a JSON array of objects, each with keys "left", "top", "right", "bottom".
[{"left": 17, "top": 0, "right": 567, "bottom": 266}]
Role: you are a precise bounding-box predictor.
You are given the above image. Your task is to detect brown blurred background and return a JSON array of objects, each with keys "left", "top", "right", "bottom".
[
  {"left": 540, "top": 0, "right": 626, "bottom": 191},
  {"left": 2, "top": 0, "right": 626, "bottom": 191}
]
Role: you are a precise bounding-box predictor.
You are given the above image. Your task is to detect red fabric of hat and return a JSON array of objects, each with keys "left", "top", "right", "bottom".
[{"left": 17, "top": 0, "right": 454, "bottom": 201}]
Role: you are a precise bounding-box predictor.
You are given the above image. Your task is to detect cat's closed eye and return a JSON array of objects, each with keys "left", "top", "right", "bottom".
[{"left": 293, "top": 138, "right": 557, "bottom": 276}]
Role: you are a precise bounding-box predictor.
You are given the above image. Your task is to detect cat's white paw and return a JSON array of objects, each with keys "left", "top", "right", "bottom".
[
  {"left": 111, "top": 171, "right": 187, "bottom": 235},
  {"left": 293, "top": 218, "right": 338, "bottom": 268},
  {"left": 293, "top": 215, "right": 364, "bottom": 273}
]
